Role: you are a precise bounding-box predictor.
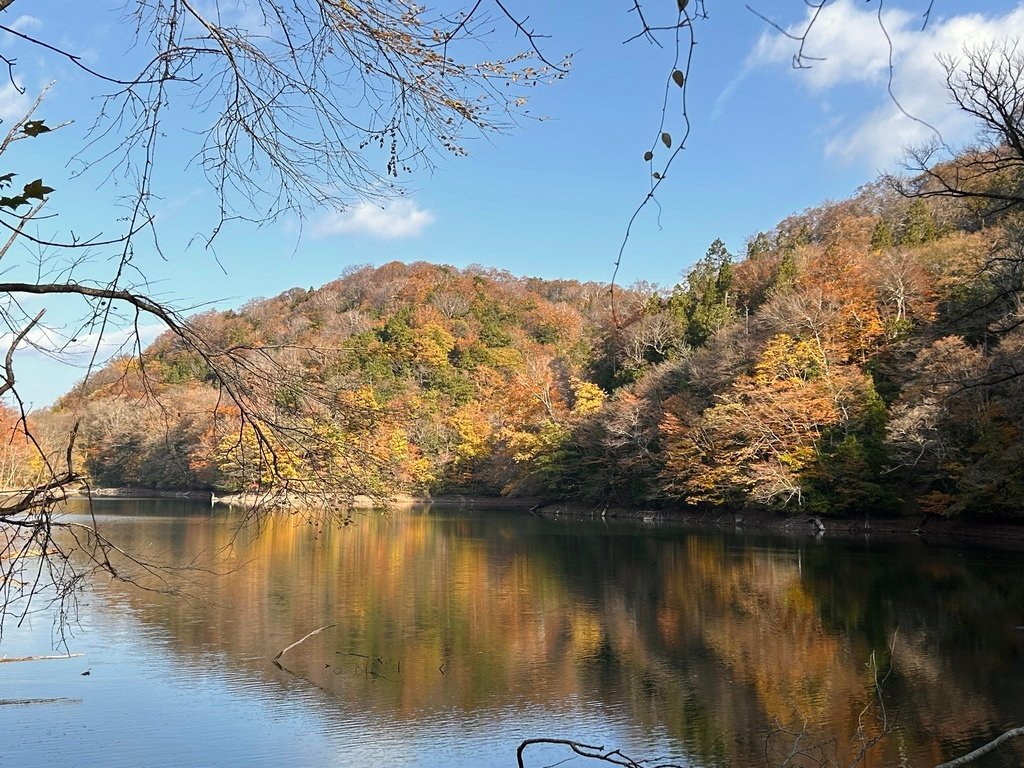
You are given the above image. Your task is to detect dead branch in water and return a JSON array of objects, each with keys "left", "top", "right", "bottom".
[
  {"left": 516, "top": 738, "right": 685, "bottom": 768},
  {"left": 272, "top": 624, "right": 336, "bottom": 667},
  {"left": 0, "top": 697, "right": 81, "bottom": 706},
  {"left": 0, "top": 653, "right": 83, "bottom": 663}
]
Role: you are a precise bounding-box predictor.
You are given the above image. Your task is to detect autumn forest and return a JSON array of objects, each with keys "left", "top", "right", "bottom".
[{"left": 3, "top": 151, "right": 1022, "bottom": 522}]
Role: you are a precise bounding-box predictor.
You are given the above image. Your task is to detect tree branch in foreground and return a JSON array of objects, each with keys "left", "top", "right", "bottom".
[{"left": 934, "top": 726, "right": 1024, "bottom": 768}]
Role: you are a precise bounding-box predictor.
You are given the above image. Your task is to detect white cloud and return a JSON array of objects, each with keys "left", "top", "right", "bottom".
[
  {"left": 0, "top": 16, "right": 49, "bottom": 124},
  {"left": 3, "top": 322, "right": 166, "bottom": 366},
  {"left": 751, "top": 1, "right": 914, "bottom": 92},
  {"left": 8, "top": 15, "right": 42, "bottom": 34},
  {"left": 748, "top": 0, "right": 1024, "bottom": 168},
  {"left": 310, "top": 199, "right": 436, "bottom": 240},
  {"left": 1, "top": 321, "right": 167, "bottom": 407},
  {"left": 0, "top": 82, "right": 31, "bottom": 124},
  {"left": 712, "top": 70, "right": 747, "bottom": 120}
]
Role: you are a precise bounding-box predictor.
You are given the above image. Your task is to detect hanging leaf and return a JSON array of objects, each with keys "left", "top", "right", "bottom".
[
  {"left": 672, "top": 70, "right": 685, "bottom": 87},
  {"left": 22, "top": 179, "right": 54, "bottom": 200},
  {"left": 0, "top": 179, "right": 53, "bottom": 209},
  {"left": 677, "top": 0, "right": 689, "bottom": 11},
  {"left": 643, "top": 150, "right": 653, "bottom": 162},
  {"left": 661, "top": 132, "right": 672, "bottom": 149},
  {"left": 653, "top": 172, "right": 662, "bottom": 180},
  {"left": 22, "top": 120, "right": 51, "bottom": 138}
]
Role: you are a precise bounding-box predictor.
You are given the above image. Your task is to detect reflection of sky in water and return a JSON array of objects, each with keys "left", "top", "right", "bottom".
[
  {"left": 4, "top": 598, "right": 677, "bottom": 767},
  {"left": 2, "top": 501, "right": 1024, "bottom": 767}
]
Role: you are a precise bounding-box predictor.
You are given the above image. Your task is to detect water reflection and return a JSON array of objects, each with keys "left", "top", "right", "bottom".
[{"left": 6, "top": 501, "right": 1024, "bottom": 767}]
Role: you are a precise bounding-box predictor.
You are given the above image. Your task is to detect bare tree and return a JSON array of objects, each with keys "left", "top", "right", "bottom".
[{"left": 896, "top": 40, "right": 1024, "bottom": 220}]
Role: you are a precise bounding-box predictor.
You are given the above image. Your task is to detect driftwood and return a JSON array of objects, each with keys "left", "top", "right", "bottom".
[
  {"left": 272, "top": 624, "right": 336, "bottom": 667},
  {"left": 0, "top": 653, "right": 84, "bottom": 663},
  {"left": 0, "top": 697, "right": 81, "bottom": 706}
]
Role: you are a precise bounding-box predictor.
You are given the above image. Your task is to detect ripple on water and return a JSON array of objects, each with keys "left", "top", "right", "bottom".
[{"left": 6, "top": 503, "right": 1024, "bottom": 768}]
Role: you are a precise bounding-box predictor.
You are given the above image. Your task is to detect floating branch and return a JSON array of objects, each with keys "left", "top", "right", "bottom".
[
  {"left": 0, "top": 697, "right": 81, "bottom": 706},
  {"left": 0, "top": 653, "right": 84, "bottom": 663},
  {"left": 272, "top": 624, "right": 336, "bottom": 667}
]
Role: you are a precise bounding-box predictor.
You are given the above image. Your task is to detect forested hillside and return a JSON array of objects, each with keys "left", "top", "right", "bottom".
[
  {"left": 20, "top": 264, "right": 630, "bottom": 500},
  {"left": 9, "top": 167, "right": 1024, "bottom": 518}
]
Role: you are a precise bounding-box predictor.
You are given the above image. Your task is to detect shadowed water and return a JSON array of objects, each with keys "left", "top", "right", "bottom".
[{"left": 2, "top": 500, "right": 1023, "bottom": 767}]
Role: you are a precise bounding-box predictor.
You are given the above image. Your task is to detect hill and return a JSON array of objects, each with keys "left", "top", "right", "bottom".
[
  {"left": 13, "top": 171, "right": 1024, "bottom": 519},
  {"left": 35, "top": 263, "right": 636, "bottom": 499}
]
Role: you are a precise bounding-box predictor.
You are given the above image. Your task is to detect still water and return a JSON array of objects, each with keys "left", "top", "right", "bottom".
[{"left": 2, "top": 500, "right": 1024, "bottom": 767}]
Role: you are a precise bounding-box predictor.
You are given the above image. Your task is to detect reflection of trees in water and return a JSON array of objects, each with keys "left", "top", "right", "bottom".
[{"left": 92, "top": 504, "right": 1024, "bottom": 767}]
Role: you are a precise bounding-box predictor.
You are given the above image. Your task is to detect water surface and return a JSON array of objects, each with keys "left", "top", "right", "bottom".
[{"left": 2, "top": 500, "right": 1023, "bottom": 767}]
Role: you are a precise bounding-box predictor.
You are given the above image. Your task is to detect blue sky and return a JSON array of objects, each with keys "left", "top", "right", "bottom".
[{"left": 3, "top": 0, "right": 1024, "bottom": 405}]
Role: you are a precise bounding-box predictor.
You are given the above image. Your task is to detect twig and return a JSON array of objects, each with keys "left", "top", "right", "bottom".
[{"left": 272, "top": 623, "right": 336, "bottom": 665}]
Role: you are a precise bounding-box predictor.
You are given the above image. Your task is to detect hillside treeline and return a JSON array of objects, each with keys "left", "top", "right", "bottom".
[{"left": 9, "top": 168, "right": 1024, "bottom": 517}]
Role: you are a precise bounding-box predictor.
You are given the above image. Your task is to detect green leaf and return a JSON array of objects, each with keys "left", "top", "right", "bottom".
[
  {"left": 643, "top": 150, "right": 653, "bottom": 162},
  {"left": 661, "top": 132, "right": 672, "bottom": 149},
  {"left": 0, "top": 172, "right": 14, "bottom": 186},
  {"left": 672, "top": 70, "right": 685, "bottom": 87},
  {"left": 22, "top": 120, "right": 51, "bottom": 138}
]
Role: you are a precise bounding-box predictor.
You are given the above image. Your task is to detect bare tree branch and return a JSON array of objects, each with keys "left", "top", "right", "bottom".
[{"left": 934, "top": 726, "right": 1024, "bottom": 768}]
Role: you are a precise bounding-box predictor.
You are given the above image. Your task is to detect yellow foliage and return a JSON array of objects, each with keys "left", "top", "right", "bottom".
[
  {"left": 451, "top": 406, "right": 492, "bottom": 462},
  {"left": 486, "top": 346, "right": 524, "bottom": 370},
  {"left": 754, "top": 334, "right": 824, "bottom": 384},
  {"left": 413, "top": 323, "right": 455, "bottom": 368},
  {"left": 503, "top": 420, "right": 569, "bottom": 466},
  {"left": 503, "top": 426, "right": 542, "bottom": 463},
  {"left": 389, "top": 426, "right": 410, "bottom": 458},
  {"left": 570, "top": 378, "right": 605, "bottom": 415},
  {"left": 216, "top": 423, "right": 303, "bottom": 490}
]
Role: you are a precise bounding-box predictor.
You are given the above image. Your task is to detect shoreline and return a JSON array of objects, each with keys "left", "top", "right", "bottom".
[
  {"left": 67, "top": 487, "right": 541, "bottom": 510},
  {"left": 63, "top": 487, "right": 1024, "bottom": 549},
  {"left": 533, "top": 501, "right": 1024, "bottom": 550}
]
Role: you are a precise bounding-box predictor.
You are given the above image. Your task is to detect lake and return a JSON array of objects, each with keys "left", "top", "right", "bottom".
[{"left": 2, "top": 500, "right": 1023, "bottom": 767}]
